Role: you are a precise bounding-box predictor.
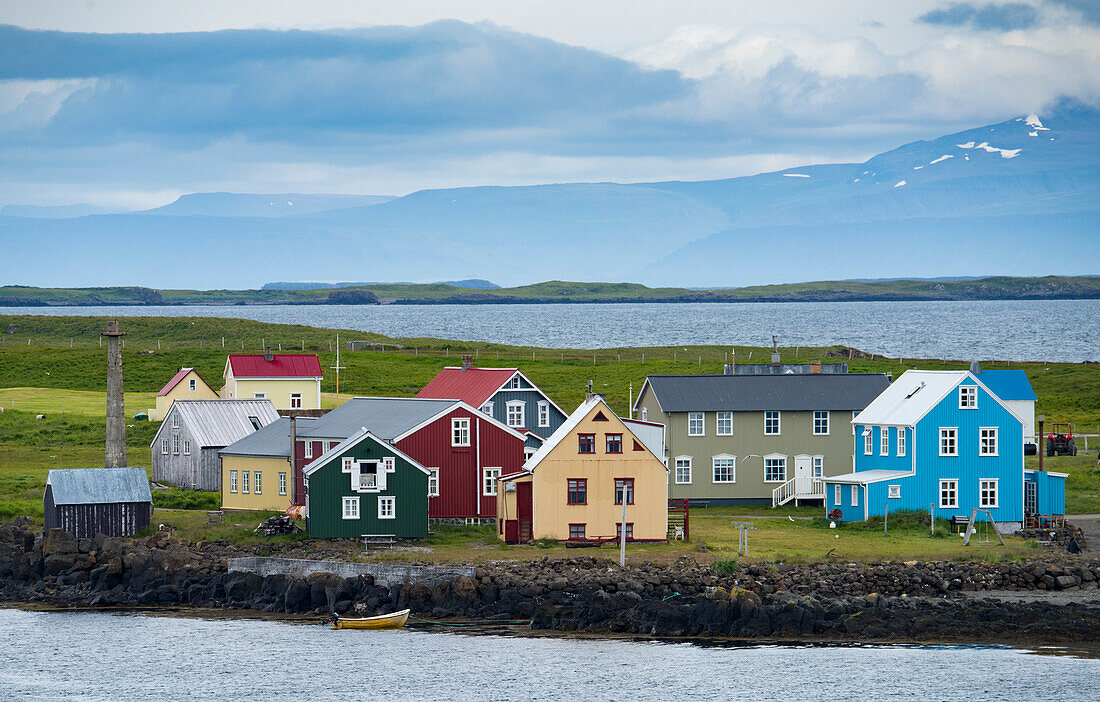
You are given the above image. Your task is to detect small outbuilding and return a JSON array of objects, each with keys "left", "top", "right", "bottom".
[{"left": 43, "top": 467, "right": 153, "bottom": 538}]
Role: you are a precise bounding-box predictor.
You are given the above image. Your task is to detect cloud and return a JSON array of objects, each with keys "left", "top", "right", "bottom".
[
  {"left": 916, "top": 3, "right": 1039, "bottom": 31},
  {"left": 1047, "top": 0, "right": 1100, "bottom": 24}
]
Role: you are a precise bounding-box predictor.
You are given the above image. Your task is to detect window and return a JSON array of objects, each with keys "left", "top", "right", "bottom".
[
  {"left": 888, "top": 484, "right": 900, "bottom": 499},
  {"left": 183, "top": 439, "right": 191, "bottom": 456},
  {"left": 616, "top": 523, "right": 634, "bottom": 540},
  {"left": 428, "top": 469, "right": 439, "bottom": 497},
  {"left": 506, "top": 401, "right": 525, "bottom": 427},
  {"left": 716, "top": 411, "right": 733, "bottom": 436},
  {"left": 480, "top": 402, "right": 493, "bottom": 416},
  {"left": 304, "top": 441, "right": 313, "bottom": 459},
  {"left": 833, "top": 484, "right": 841, "bottom": 505},
  {"left": 508, "top": 376, "right": 521, "bottom": 389},
  {"left": 189, "top": 379, "right": 196, "bottom": 392},
  {"left": 567, "top": 479, "right": 587, "bottom": 505},
  {"left": 813, "top": 411, "right": 829, "bottom": 435},
  {"left": 483, "top": 467, "right": 501, "bottom": 496},
  {"left": 538, "top": 402, "right": 550, "bottom": 428},
  {"left": 324, "top": 441, "right": 335, "bottom": 452},
  {"left": 171, "top": 413, "right": 179, "bottom": 428},
  {"left": 850, "top": 485, "right": 859, "bottom": 506},
  {"left": 764, "top": 411, "right": 780, "bottom": 435},
  {"left": 980, "top": 428, "right": 998, "bottom": 456},
  {"left": 161, "top": 438, "right": 169, "bottom": 455},
  {"left": 764, "top": 456, "right": 786, "bottom": 482},
  {"left": 688, "top": 412, "right": 704, "bottom": 436},
  {"left": 342, "top": 496, "right": 359, "bottom": 520},
  {"left": 452, "top": 418, "right": 471, "bottom": 447},
  {"left": 940, "top": 428, "right": 958, "bottom": 456},
  {"left": 569, "top": 523, "right": 586, "bottom": 540},
  {"left": 241, "top": 470, "right": 250, "bottom": 494},
  {"left": 863, "top": 428, "right": 873, "bottom": 455},
  {"left": 712, "top": 456, "right": 736, "bottom": 483},
  {"left": 980, "top": 479, "right": 998, "bottom": 508},
  {"left": 674, "top": 457, "right": 692, "bottom": 484},
  {"left": 229, "top": 471, "right": 238, "bottom": 493},
  {"left": 880, "top": 427, "right": 889, "bottom": 456},
  {"left": 578, "top": 433, "right": 595, "bottom": 453},
  {"left": 290, "top": 393, "right": 302, "bottom": 409},
  {"left": 172, "top": 433, "right": 180, "bottom": 455},
  {"left": 641, "top": 407, "right": 648, "bottom": 421},
  {"left": 940, "top": 480, "right": 958, "bottom": 508},
  {"left": 606, "top": 434, "right": 623, "bottom": 453},
  {"left": 253, "top": 392, "right": 266, "bottom": 399},
  {"left": 248, "top": 416, "right": 262, "bottom": 431},
  {"left": 360, "top": 469, "right": 377, "bottom": 489},
  {"left": 278, "top": 472, "right": 287, "bottom": 496},
  {"left": 342, "top": 457, "right": 355, "bottom": 472},
  {"left": 614, "top": 478, "right": 635, "bottom": 505},
  {"left": 959, "top": 385, "right": 977, "bottom": 409},
  {"left": 633, "top": 439, "right": 645, "bottom": 451},
  {"left": 254, "top": 471, "right": 262, "bottom": 494},
  {"left": 812, "top": 456, "right": 824, "bottom": 479},
  {"left": 897, "top": 430, "right": 906, "bottom": 457},
  {"left": 378, "top": 496, "right": 396, "bottom": 519}
]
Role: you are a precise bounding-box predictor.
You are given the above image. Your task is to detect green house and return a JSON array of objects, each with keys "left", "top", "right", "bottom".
[{"left": 303, "top": 427, "right": 429, "bottom": 539}]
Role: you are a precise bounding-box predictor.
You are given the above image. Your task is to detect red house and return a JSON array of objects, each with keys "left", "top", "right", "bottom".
[{"left": 292, "top": 397, "right": 525, "bottom": 521}]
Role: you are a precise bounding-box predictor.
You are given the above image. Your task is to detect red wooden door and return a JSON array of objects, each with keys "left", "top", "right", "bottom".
[{"left": 516, "top": 482, "right": 533, "bottom": 542}]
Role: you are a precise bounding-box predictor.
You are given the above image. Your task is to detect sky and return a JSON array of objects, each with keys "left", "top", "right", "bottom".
[{"left": 1, "top": 0, "right": 1098, "bottom": 209}]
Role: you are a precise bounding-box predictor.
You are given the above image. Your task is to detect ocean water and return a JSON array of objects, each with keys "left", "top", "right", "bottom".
[
  {"left": 1, "top": 609, "right": 1097, "bottom": 701},
  {"left": 4, "top": 299, "right": 1099, "bottom": 362}
]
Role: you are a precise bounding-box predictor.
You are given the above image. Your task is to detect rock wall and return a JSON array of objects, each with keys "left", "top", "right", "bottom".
[{"left": 228, "top": 557, "right": 474, "bottom": 586}]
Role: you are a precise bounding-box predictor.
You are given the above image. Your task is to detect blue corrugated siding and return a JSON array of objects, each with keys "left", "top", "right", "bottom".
[
  {"left": 854, "top": 425, "right": 913, "bottom": 473},
  {"left": 490, "top": 389, "right": 567, "bottom": 439},
  {"left": 1025, "top": 471, "right": 1066, "bottom": 516}
]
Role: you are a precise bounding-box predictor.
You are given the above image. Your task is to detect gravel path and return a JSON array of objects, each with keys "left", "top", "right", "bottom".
[{"left": 1068, "top": 515, "right": 1100, "bottom": 552}]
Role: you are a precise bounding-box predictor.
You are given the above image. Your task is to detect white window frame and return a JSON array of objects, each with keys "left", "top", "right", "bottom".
[
  {"left": 687, "top": 412, "right": 704, "bottom": 436},
  {"left": 763, "top": 411, "right": 781, "bottom": 436},
  {"left": 888, "top": 484, "right": 900, "bottom": 499},
  {"left": 452, "top": 418, "right": 471, "bottom": 447},
  {"left": 241, "top": 470, "right": 250, "bottom": 494},
  {"left": 880, "top": 426, "right": 889, "bottom": 456},
  {"left": 674, "top": 456, "right": 692, "bottom": 485},
  {"left": 959, "top": 385, "right": 977, "bottom": 409},
  {"left": 483, "top": 467, "right": 501, "bottom": 496},
  {"left": 278, "top": 472, "right": 287, "bottom": 496},
  {"left": 980, "top": 427, "right": 998, "bottom": 456},
  {"left": 378, "top": 496, "right": 396, "bottom": 519},
  {"left": 712, "top": 455, "right": 736, "bottom": 484},
  {"left": 183, "top": 439, "right": 191, "bottom": 456},
  {"left": 172, "top": 432, "right": 180, "bottom": 455},
  {"left": 716, "top": 411, "right": 733, "bottom": 436},
  {"left": 342, "top": 457, "right": 355, "bottom": 472},
  {"left": 897, "top": 429, "right": 906, "bottom": 457},
  {"left": 850, "top": 484, "right": 859, "bottom": 507},
  {"left": 863, "top": 427, "right": 873, "bottom": 455},
  {"left": 813, "top": 411, "right": 829, "bottom": 436},
  {"left": 161, "top": 438, "right": 169, "bottom": 455},
  {"left": 229, "top": 470, "right": 238, "bottom": 494},
  {"left": 324, "top": 441, "right": 335, "bottom": 452},
  {"left": 506, "top": 401, "right": 525, "bottom": 428},
  {"left": 290, "top": 393, "right": 302, "bottom": 409},
  {"left": 189, "top": 378, "right": 196, "bottom": 391},
  {"left": 254, "top": 471, "right": 262, "bottom": 494},
  {"left": 939, "top": 428, "right": 958, "bottom": 456},
  {"left": 833, "top": 483, "right": 841, "bottom": 505},
  {"left": 253, "top": 392, "right": 266, "bottom": 399},
  {"left": 304, "top": 441, "right": 313, "bottom": 459},
  {"left": 428, "top": 468, "right": 440, "bottom": 497},
  {"left": 537, "top": 401, "right": 550, "bottom": 428},
  {"left": 939, "top": 479, "right": 958, "bottom": 509},
  {"left": 641, "top": 407, "right": 648, "bottom": 421},
  {"left": 763, "top": 455, "right": 786, "bottom": 483},
  {"left": 171, "top": 413, "right": 179, "bottom": 428},
  {"left": 980, "top": 479, "right": 998, "bottom": 508},
  {"left": 508, "top": 376, "right": 521, "bottom": 389},
  {"left": 812, "top": 456, "right": 824, "bottom": 479},
  {"left": 342, "top": 496, "right": 359, "bottom": 520},
  {"left": 481, "top": 401, "right": 494, "bottom": 416}
]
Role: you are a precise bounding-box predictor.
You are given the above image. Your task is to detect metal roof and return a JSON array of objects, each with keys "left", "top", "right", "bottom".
[
  {"left": 157, "top": 368, "right": 193, "bottom": 396},
  {"left": 227, "top": 354, "right": 323, "bottom": 378},
  {"left": 853, "top": 370, "right": 967, "bottom": 426},
  {"left": 639, "top": 373, "right": 891, "bottom": 413},
  {"left": 523, "top": 397, "right": 668, "bottom": 473},
  {"left": 303, "top": 428, "right": 431, "bottom": 478},
  {"left": 822, "top": 469, "right": 913, "bottom": 484},
  {"left": 973, "top": 370, "right": 1037, "bottom": 401},
  {"left": 622, "top": 417, "right": 665, "bottom": 459},
  {"left": 219, "top": 416, "right": 317, "bottom": 458},
  {"left": 296, "top": 397, "right": 460, "bottom": 440},
  {"left": 416, "top": 367, "right": 519, "bottom": 407},
  {"left": 46, "top": 467, "right": 152, "bottom": 505},
  {"left": 151, "top": 399, "right": 280, "bottom": 449}
]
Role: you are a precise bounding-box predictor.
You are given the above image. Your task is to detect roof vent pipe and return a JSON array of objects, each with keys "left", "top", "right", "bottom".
[{"left": 461, "top": 354, "right": 473, "bottom": 371}]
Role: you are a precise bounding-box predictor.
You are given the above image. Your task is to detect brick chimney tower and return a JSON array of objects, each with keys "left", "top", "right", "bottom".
[{"left": 102, "top": 320, "right": 127, "bottom": 468}]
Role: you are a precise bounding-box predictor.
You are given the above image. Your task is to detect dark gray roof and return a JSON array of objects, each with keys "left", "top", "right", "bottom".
[
  {"left": 296, "top": 397, "right": 459, "bottom": 440},
  {"left": 46, "top": 467, "right": 152, "bottom": 505},
  {"left": 219, "top": 417, "right": 317, "bottom": 458},
  {"left": 642, "top": 373, "right": 891, "bottom": 412}
]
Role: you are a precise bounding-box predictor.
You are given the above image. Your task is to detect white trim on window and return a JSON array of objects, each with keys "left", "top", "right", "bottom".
[
  {"left": 897, "top": 429, "right": 906, "bottom": 457},
  {"left": 763, "top": 411, "right": 781, "bottom": 436},
  {"left": 813, "top": 411, "right": 829, "bottom": 436},
  {"left": 483, "top": 467, "right": 501, "bottom": 496},
  {"left": 506, "top": 400, "right": 525, "bottom": 428},
  {"left": 812, "top": 455, "right": 824, "bottom": 479},
  {"left": 183, "top": 439, "right": 191, "bottom": 456},
  {"left": 716, "top": 411, "right": 733, "bottom": 436},
  {"left": 850, "top": 484, "right": 859, "bottom": 507},
  {"left": 833, "top": 483, "right": 841, "bottom": 505},
  {"left": 888, "top": 484, "right": 900, "bottom": 499},
  {"left": 763, "top": 454, "right": 786, "bottom": 483},
  {"left": 254, "top": 471, "right": 262, "bottom": 494},
  {"left": 712, "top": 454, "right": 736, "bottom": 483},
  {"left": 452, "top": 417, "right": 471, "bottom": 446},
  {"left": 674, "top": 456, "right": 692, "bottom": 484},
  {"left": 279, "top": 472, "right": 287, "bottom": 496},
  {"left": 378, "top": 496, "right": 396, "bottom": 519},
  {"left": 229, "top": 470, "right": 238, "bottom": 493},
  {"left": 171, "top": 413, "right": 179, "bottom": 428},
  {"left": 880, "top": 426, "right": 889, "bottom": 456},
  {"left": 979, "top": 427, "right": 998, "bottom": 456},
  {"left": 939, "top": 427, "right": 958, "bottom": 456},
  {"left": 641, "top": 407, "right": 648, "bottom": 421},
  {"left": 979, "top": 478, "right": 998, "bottom": 508},
  {"left": 253, "top": 392, "right": 266, "bottom": 399},
  {"left": 687, "top": 412, "right": 704, "bottom": 436},
  {"left": 188, "top": 378, "right": 196, "bottom": 392},
  {"left": 172, "top": 432, "right": 180, "bottom": 455},
  {"left": 939, "top": 479, "right": 958, "bottom": 508},
  {"left": 290, "top": 392, "right": 302, "bottom": 409},
  {"left": 481, "top": 401, "right": 494, "bottom": 416},
  {"left": 342, "top": 457, "right": 355, "bottom": 472},
  {"left": 342, "top": 496, "right": 360, "bottom": 520},
  {"left": 863, "top": 427, "right": 873, "bottom": 455},
  {"left": 958, "top": 385, "right": 977, "bottom": 409},
  {"left": 161, "top": 438, "right": 169, "bottom": 455},
  {"left": 304, "top": 441, "right": 313, "bottom": 459},
  {"left": 428, "top": 468, "right": 440, "bottom": 497},
  {"left": 537, "top": 401, "right": 550, "bottom": 428},
  {"left": 241, "top": 470, "right": 250, "bottom": 494}
]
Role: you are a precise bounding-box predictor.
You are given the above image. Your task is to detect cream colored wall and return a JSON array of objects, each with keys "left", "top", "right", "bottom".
[
  {"left": 150, "top": 370, "right": 218, "bottom": 421},
  {"left": 222, "top": 377, "right": 320, "bottom": 410},
  {"left": 530, "top": 406, "right": 669, "bottom": 541},
  {"left": 221, "top": 455, "right": 294, "bottom": 511}
]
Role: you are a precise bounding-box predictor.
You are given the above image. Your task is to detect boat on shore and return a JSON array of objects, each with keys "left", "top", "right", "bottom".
[{"left": 327, "top": 609, "right": 410, "bottom": 630}]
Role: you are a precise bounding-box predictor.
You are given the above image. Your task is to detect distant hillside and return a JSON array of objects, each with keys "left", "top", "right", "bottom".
[
  {"left": 2, "top": 276, "right": 1097, "bottom": 307},
  {"left": 262, "top": 279, "right": 500, "bottom": 290},
  {"left": 139, "top": 192, "right": 394, "bottom": 217}
]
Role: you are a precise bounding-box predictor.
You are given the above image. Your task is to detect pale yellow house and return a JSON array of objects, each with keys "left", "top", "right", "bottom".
[
  {"left": 498, "top": 396, "right": 669, "bottom": 543},
  {"left": 219, "top": 416, "right": 315, "bottom": 511},
  {"left": 221, "top": 353, "right": 322, "bottom": 411},
  {"left": 149, "top": 368, "right": 218, "bottom": 421}
]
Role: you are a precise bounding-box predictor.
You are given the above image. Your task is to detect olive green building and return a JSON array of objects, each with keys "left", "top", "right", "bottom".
[{"left": 633, "top": 372, "right": 890, "bottom": 506}]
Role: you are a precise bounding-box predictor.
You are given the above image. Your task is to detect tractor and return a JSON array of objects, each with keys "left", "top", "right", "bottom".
[{"left": 1046, "top": 423, "right": 1077, "bottom": 457}]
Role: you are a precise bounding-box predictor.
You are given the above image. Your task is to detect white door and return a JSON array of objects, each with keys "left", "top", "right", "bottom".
[{"left": 794, "top": 455, "right": 812, "bottom": 495}]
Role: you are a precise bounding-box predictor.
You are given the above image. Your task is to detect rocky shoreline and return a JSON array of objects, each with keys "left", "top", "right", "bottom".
[{"left": 2, "top": 521, "right": 1099, "bottom": 643}]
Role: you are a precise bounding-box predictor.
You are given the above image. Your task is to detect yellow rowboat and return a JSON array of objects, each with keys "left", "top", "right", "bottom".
[{"left": 327, "top": 609, "right": 410, "bottom": 630}]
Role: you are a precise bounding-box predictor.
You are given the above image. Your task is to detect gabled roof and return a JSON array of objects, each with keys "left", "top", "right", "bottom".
[
  {"left": 622, "top": 417, "right": 665, "bottom": 459},
  {"left": 157, "top": 368, "right": 212, "bottom": 396},
  {"left": 296, "top": 397, "right": 461, "bottom": 441},
  {"left": 46, "top": 467, "right": 151, "bottom": 505},
  {"left": 973, "top": 370, "right": 1037, "bottom": 402},
  {"left": 853, "top": 369, "right": 1022, "bottom": 428},
  {"left": 219, "top": 416, "right": 317, "bottom": 458},
  {"left": 225, "top": 354, "right": 323, "bottom": 379},
  {"left": 634, "top": 373, "right": 891, "bottom": 413},
  {"left": 150, "top": 399, "right": 280, "bottom": 449},
  {"left": 303, "top": 427, "right": 431, "bottom": 478},
  {"left": 416, "top": 367, "right": 567, "bottom": 418}
]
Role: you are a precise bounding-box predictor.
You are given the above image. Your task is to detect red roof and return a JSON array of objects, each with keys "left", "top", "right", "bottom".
[
  {"left": 227, "top": 354, "right": 323, "bottom": 378},
  {"left": 415, "top": 367, "right": 518, "bottom": 407},
  {"left": 157, "top": 368, "right": 195, "bottom": 396}
]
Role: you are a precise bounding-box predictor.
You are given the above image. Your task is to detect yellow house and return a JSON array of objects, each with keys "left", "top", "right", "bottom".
[
  {"left": 221, "top": 353, "right": 323, "bottom": 411},
  {"left": 219, "top": 416, "right": 313, "bottom": 511},
  {"left": 149, "top": 368, "right": 218, "bottom": 421},
  {"left": 498, "top": 396, "right": 669, "bottom": 543}
]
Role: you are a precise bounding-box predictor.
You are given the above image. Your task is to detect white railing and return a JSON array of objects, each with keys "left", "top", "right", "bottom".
[
  {"left": 772, "top": 477, "right": 826, "bottom": 507},
  {"left": 772, "top": 479, "right": 796, "bottom": 507}
]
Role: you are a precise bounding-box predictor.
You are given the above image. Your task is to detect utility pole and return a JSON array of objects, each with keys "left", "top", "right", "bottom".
[
  {"left": 331, "top": 334, "right": 346, "bottom": 403},
  {"left": 102, "top": 320, "right": 127, "bottom": 468}
]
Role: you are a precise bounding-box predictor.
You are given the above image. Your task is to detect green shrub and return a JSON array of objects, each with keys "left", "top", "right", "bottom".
[
  {"left": 152, "top": 488, "right": 220, "bottom": 511},
  {"left": 534, "top": 537, "right": 558, "bottom": 549},
  {"left": 712, "top": 558, "right": 739, "bottom": 575}
]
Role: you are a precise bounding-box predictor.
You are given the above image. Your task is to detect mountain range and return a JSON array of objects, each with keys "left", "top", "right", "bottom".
[{"left": 2, "top": 103, "right": 1096, "bottom": 288}]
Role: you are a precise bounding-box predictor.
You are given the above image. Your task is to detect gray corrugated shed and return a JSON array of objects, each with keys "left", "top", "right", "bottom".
[
  {"left": 220, "top": 416, "right": 317, "bottom": 458},
  {"left": 46, "top": 467, "right": 152, "bottom": 505},
  {"left": 157, "top": 399, "right": 280, "bottom": 448},
  {"left": 297, "top": 397, "right": 459, "bottom": 440},
  {"left": 643, "top": 373, "right": 891, "bottom": 413}
]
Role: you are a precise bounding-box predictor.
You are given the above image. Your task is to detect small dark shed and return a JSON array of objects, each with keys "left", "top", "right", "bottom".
[{"left": 43, "top": 467, "right": 153, "bottom": 538}]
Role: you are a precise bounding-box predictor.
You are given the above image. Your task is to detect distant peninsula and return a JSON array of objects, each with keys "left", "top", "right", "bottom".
[{"left": 1, "top": 276, "right": 1098, "bottom": 307}]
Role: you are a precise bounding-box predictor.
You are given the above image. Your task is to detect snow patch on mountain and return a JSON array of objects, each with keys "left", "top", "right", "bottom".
[
  {"left": 956, "top": 141, "right": 1020, "bottom": 159},
  {"left": 894, "top": 180, "right": 907, "bottom": 188},
  {"left": 783, "top": 173, "right": 811, "bottom": 178},
  {"left": 1025, "top": 114, "right": 1049, "bottom": 131},
  {"left": 930, "top": 154, "right": 954, "bottom": 165}
]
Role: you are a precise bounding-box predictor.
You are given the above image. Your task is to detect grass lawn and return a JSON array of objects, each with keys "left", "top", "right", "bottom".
[
  {"left": 0, "top": 387, "right": 156, "bottom": 418},
  {"left": 1028, "top": 452, "right": 1100, "bottom": 514}
]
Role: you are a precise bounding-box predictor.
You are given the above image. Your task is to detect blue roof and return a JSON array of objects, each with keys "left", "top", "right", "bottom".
[
  {"left": 46, "top": 467, "right": 152, "bottom": 505},
  {"left": 976, "top": 370, "right": 1037, "bottom": 401}
]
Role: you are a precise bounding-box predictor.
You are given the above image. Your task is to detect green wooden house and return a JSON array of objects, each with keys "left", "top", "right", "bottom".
[{"left": 303, "top": 427, "right": 429, "bottom": 539}]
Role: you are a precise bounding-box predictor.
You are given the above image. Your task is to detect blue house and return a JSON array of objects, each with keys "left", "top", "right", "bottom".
[
  {"left": 969, "top": 366, "right": 1037, "bottom": 450},
  {"left": 822, "top": 369, "right": 1056, "bottom": 533}
]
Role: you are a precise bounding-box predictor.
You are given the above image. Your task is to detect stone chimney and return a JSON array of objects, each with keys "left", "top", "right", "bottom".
[
  {"left": 101, "top": 320, "right": 127, "bottom": 468},
  {"left": 461, "top": 354, "right": 473, "bottom": 371},
  {"left": 264, "top": 348, "right": 275, "bottom": 362},
  {"left": 771, "top": 335, "right": 781, "bottom": 366},
  {"left": 810, "top": 360, "right": 822, "bottom": 374}
]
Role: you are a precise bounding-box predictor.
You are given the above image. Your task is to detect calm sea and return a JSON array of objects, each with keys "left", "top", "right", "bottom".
[
  {"left": 5, "top": 299, "right": 1099, "bottom": 362},
  {"left": 1, "top": 609, "right": 1097, "bottom": 701}
]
